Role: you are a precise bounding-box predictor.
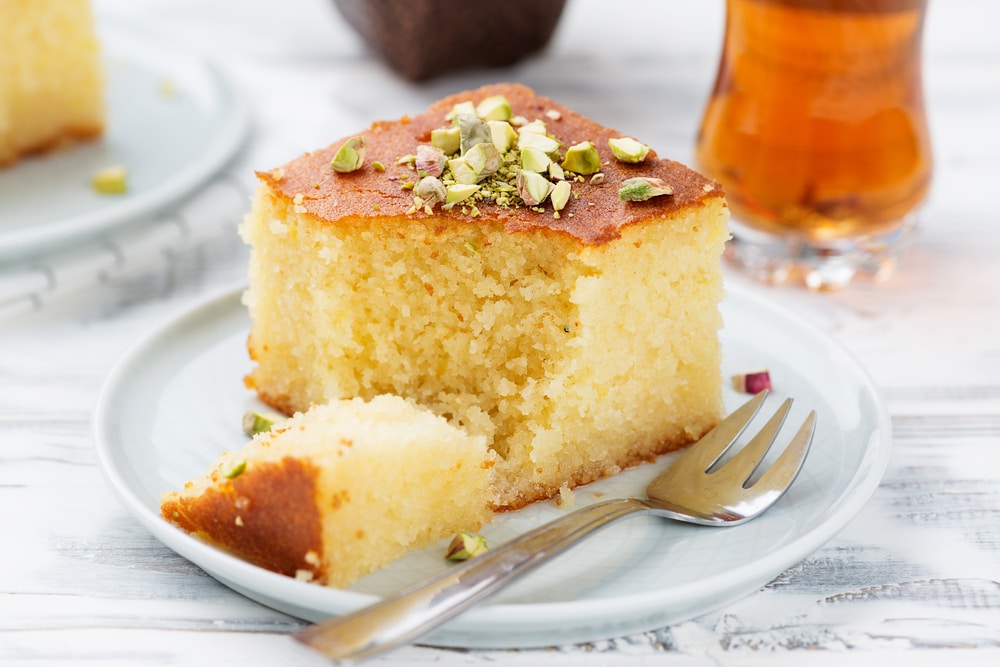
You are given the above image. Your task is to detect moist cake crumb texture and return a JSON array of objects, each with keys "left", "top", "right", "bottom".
[{"left": 162, "top": 395, "right": 494, "bottom": 588}]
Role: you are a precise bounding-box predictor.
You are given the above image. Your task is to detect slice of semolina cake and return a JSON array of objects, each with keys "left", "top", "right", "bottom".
[
  {"left": 162, "top": 395, "right": 495, "bottom": 588},
  {"left": 241, "top": 83, "right": 729, "bottom": 512}
]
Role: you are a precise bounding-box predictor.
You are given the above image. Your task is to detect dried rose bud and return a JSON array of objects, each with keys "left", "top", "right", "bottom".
[{"left": 732, "top": 370, "right": 772, "bottom": 394}]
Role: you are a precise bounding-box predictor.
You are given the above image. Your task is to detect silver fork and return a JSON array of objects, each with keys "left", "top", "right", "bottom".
[{"left": 294, "top": 391, "right": 816, "bottom": 664}]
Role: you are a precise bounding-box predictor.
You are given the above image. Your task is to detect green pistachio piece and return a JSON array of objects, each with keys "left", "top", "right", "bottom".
[
  {"left": 561, "top": 141, "right": 601, "bottom": 175},
  {"left": 446, "top": 532, "right": 489, "bottom": 560},
  {"left": 518, "top": 119, "right": 548, "bottom": 135},
  {"left": 463, "top": 142, "right": 501, "bottom": 180},
  {"left": 457, "top": 113, "right": 492, "bottom": 154},
  {"left": 242, "top": 410, "right": 278, "bottom": 436},
  {"left": 550, "top": 179, "right": 572, "bottom": 211},
  {"left": 618, "top": 176, "right": 675, "bottom": 201},
  {"left": 488, "top": 120, "right": 517, "bottom": 153},
  {"left": 608, "top": 136, "right": 650, "bottom": 163},
  {"left": 92, "top": 164, "right": 128, "bottom": 194},
  {"left": 431, "top": 127, "right": 461, "bottom": 155},
  {"left": 476, "top": 94, "right": 512, "bottom": 121},
  {"left": 445, "top": 183, "right": 481, "bottom": 206},
  {"left": 223, "top": 459, "right": 247, "bottom": 479},
  {"left": 331, "top": 136, "right": 366, "bottom": 173},
  {"left": 516, "top": 130, "right": 560, "bottom": 156},
  {"left": 517, "top": 170, "right": 554, "bottom": 206},
  {"left": 416, "top": 145, "right": 446, "bottom": 178},
  {"left": 520, "top": 145, "right": 552, "bottom": 173},
  {"left": 445, "top": 101, "right": 475, "bottom": 123},
  {"left": 448, "top": 157, "right": 479, "bottom": 185},
  {"left": 413, "top": 175, "right": 447, "bottom": 207},
  {"left": 548, "top": 162, "right": 565, "bottom": 181}
]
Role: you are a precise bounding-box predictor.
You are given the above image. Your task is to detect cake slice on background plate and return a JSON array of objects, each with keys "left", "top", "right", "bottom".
[{"left": 0, "top": 0, "right": 104, "bottom": 167}]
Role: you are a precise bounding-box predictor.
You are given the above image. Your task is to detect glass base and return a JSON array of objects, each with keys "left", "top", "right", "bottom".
[{"left": 724, "top": 215, "right": 918, "bottom": 290}]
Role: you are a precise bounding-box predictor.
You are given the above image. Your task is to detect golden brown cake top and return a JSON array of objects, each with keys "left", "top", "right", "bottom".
[{"left": 258, "top": 83, "right": 722, "bottom": 245}]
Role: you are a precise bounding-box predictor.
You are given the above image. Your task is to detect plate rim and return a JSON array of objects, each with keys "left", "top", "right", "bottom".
[
  {"left": 0, "top": 19, "right": 251, "bottom": 260},
  {"left": 93, "top": 281, "right": 892, "bottom": 647}
]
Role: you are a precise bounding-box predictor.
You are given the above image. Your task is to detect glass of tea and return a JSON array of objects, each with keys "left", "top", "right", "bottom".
[{"left": 696, "top": 0, "right": 932, "bottom": 289}]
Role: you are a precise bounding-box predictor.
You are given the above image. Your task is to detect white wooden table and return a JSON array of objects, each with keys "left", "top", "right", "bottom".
[{"left": 2, "top": 1, "right": 998, "bottom": 664}]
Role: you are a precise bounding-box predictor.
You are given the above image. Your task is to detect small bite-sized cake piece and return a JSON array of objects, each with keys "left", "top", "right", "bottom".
[
  {"left": 242, "top": 83, "right": 730, "bottom": 512},
  {"left": 161, "top": 395, "right": 495, "bottom": 588},
  {"left": 0, "top": 0, "right": 105, "bottom": 166}
]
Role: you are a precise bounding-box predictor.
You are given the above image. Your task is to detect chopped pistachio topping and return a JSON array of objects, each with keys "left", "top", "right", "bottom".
[
  {"left": 445, "top": 100, "right": 476, "bottom": 123},
  {"left": 92, "top": 164, "right": 128, "bottom": 194},
  {"left": 331, "top": 136, "right": 366, "bottom": 173},
  {"left": 520, "top": 145, "right": 552, "bottom": 173},
  {"left": 413, "top": 175, "right": 447, "bottom": 207},
  {"left": 561, "top": 141, "right": 601, "bottom": 175},
  {"left": 223, "top": 459, "right": 247, "bottom": 480},
  {"left": 464, "top": 142, "right": 501, "bottom": 179},
  {"left": 517, "top": 128, "right": 560, "bottom": 156},
  {"left": 476, "top": 94, "right": 512, "bottom": 121},
  {"left": 398, "top": 99, "right": 657, "bottom": 217},
  {"left": 416, "top": 145, "right": 446, "bottom": 178},
  {"left": 444, "top": 183, "right": 480, "bottom": 206},
  {"left": 372, "top": 161, "right": 386, "bottom": 172},
  {"left": 446, "top": 532, "right": 489, "bottom": 560},
  {"left": 457, "top": 113, "right": 493, "bottom": 155},
  {"left": 517, "top": 169, "right": 554, "bottom": 206},
  {"left": 550, "top": 179, "right": 572, "bottom": 211},
  {"left": 488, "top": 120, "right": 517, "bottom": 153},
  {"left": 519, "top": 119, "right": 548, "bottom": 135},
  {"left": 608, "top": 136, "right": 650, "bottom": 163},
  {"left": 618, "top": 176, "right": 674, "bottom": 201},
  {"left": 431, "top": 127, "right": 461, "bottom": 155},
  {"left": 447, "top": 157, "right": 478, "bottom": 185},
  {"left": 242, "top": 410, "right": 278, "bottom": 436}
]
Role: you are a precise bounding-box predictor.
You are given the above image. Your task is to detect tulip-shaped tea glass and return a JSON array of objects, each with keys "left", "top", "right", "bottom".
[{"left": 696, "top": 0, "right": 932, "bottom": 289}]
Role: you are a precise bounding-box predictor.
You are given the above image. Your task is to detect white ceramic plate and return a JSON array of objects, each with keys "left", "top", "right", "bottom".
[
  {"left": 0, "top": 21, "right": 249, "bottom": 261},
  {"left": 94, "top": 283, "right": 891, "bottom": 649}
]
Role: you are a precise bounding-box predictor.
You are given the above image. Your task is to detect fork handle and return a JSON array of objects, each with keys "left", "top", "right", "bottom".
[{"left": 294, "top": 496, "right": 649, "bottom": 663}]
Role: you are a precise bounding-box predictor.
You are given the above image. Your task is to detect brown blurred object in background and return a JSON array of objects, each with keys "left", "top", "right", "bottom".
[{"left": 333, "top": 0, "right": 567, "bottom": 81}]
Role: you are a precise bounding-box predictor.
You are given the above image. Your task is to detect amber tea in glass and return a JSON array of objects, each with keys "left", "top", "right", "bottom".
[{"left": 696, "top": 0, "right": 932, "bottom": 288}]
